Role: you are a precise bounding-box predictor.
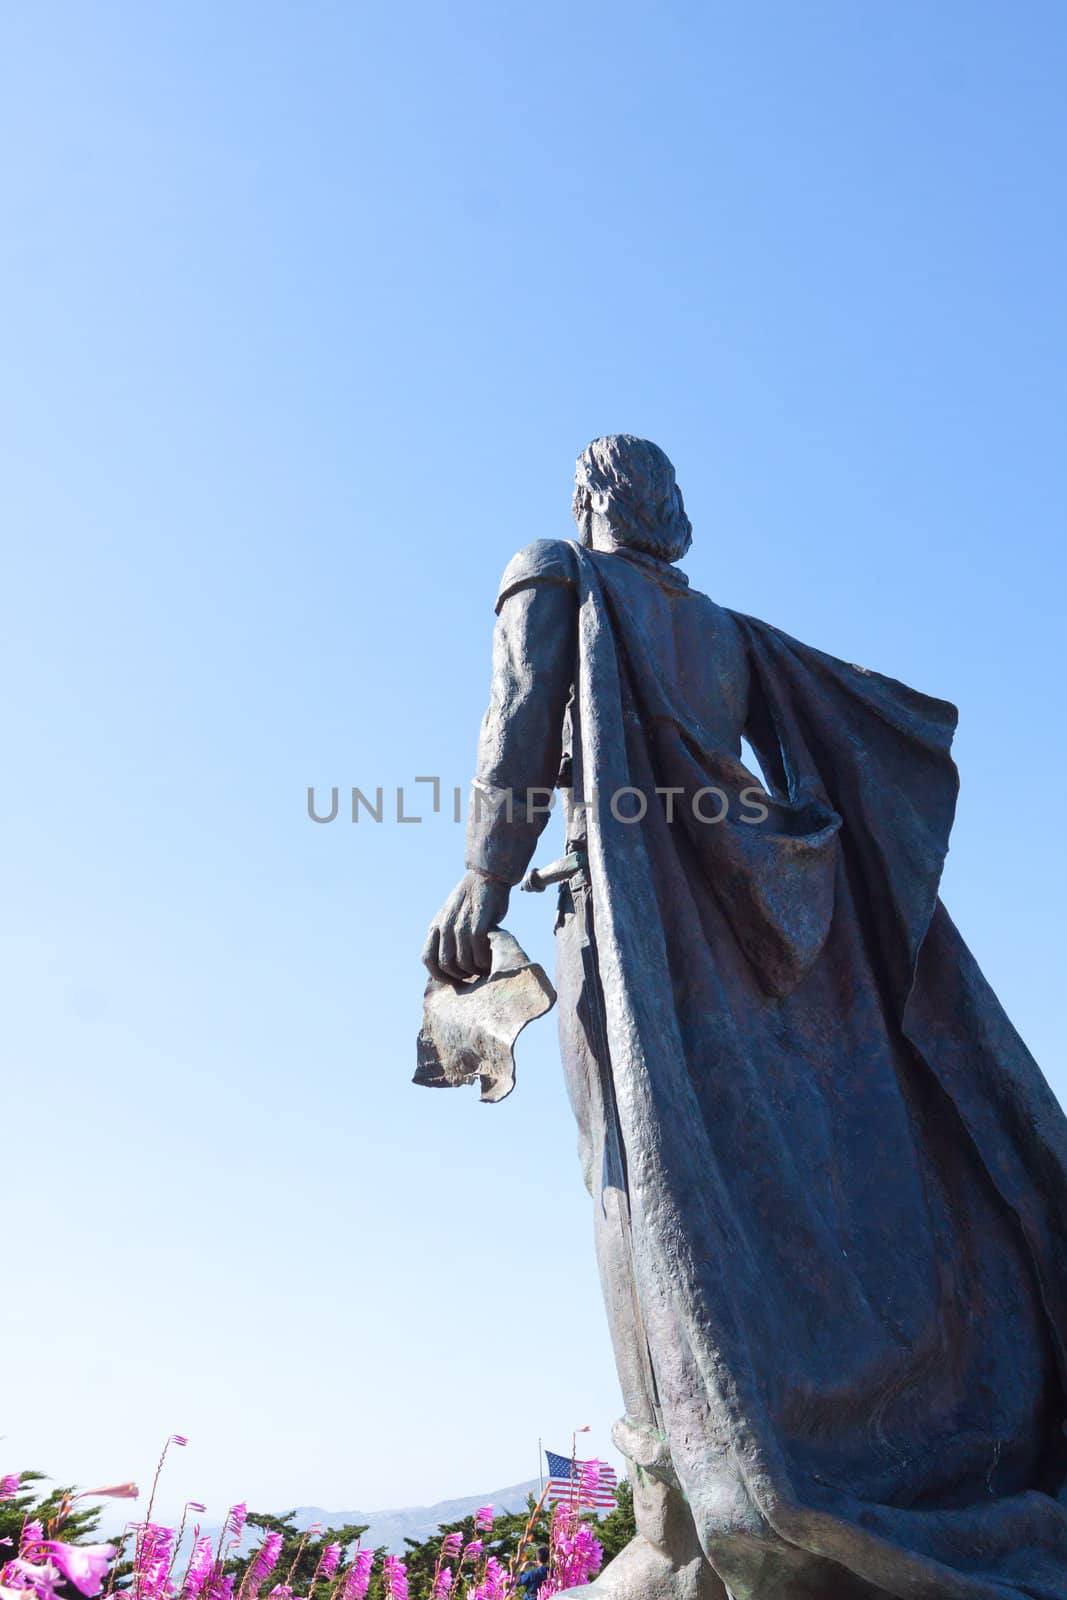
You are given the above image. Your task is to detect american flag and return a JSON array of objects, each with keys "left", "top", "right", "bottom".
[{"left": 544, "top": 1449, "right": 618, "bottom": 1509}]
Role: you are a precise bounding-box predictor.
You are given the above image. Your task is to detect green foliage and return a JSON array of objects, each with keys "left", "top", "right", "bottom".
[
  {"left": 0, "top": 1472, "right": 104, "bottom": 1550},
  {"left": 0, "top": 1468, "right": 637, "bottom": 1600},
  {"left": 385, "top": 1494, "right": 552, "bottom": 1598},
  {"left": 232, "top": 1511, "right": 371, "bottom": 1593},
  {"left": 104, "top": 1507, "right": 373, "bottom": 1597},
  {"left": 366, "top": 1484, "right": 635, "bottom": 1598}
]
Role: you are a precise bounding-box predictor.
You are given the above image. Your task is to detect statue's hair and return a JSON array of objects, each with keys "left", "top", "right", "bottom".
[{"left": 575, "top": 434, "right": 692, "bottom": 561}]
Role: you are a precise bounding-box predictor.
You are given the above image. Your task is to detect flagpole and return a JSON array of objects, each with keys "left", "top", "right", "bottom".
[{"left": 538, "top": 1437, "right": 544, "bottom": 1494}]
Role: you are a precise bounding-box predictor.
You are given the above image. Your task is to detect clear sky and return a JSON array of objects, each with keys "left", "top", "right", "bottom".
[{"left": 2, "top": 0, "right": 1065, "bottom": 1529}]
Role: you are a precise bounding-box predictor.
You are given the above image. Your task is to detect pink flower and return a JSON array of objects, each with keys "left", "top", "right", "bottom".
[
  {"left": 180, "top": 1536, "right": 214, "bottom": 1600},
  {"left": 468, "top": 1556, "right": 511, "bottom": 1600},
  {"left": 473, "top": 1508, "right": 493, "bottom": 1535},
  {"left": 225, "top": 1506, "right": 247, "bottom": 1550},
  {"left": 1, "top": 1477, "right": 21, "bottom": 1501},
  {"left": 430, "top": 1567, "right": 453, "bottom": 1599},
  {"left": 76, "top": 1485, "right": 139, "bottom": 1502},
  {"left": 19, "top": 1526, "right": 43, "bottom": 1556},
  {"left": 131, "top": 1522, "right": 173, "bottom": 1600},
  {"left": 170, "top": 1438, "right": 189, "bottom": 1449},
  {"left": 382, "top": 1557, "right": 408, "bottom": 1600},
  {"left": 39, "top": 1544, "right": 115, "bottom": 1598},
  {"left": 244, "top": 1532, "right": 283, "bottom": 1598},
  {"left": 318, "top": 1545, "right": 341, "bottom": 1584},
  {"left": 543, "top": 1503, "right": 603, "bottom": 1595},
  {"left": 459, "top": 1541, "right": 482, "bottom": 1567},
  {"left": 339, "top": 1550, "right": 373, "bottom": 1600},
  {"left": 4, "top": 1556, "right": 65, "bottom": 1600},
  {"left": 438, "top": 1534, "right": 462, "bottom": 1562}
]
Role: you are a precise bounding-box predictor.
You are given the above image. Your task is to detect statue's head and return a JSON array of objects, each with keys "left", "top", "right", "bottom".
[{"left": 572, "top": 435, "right": 692, "bottom": 562}]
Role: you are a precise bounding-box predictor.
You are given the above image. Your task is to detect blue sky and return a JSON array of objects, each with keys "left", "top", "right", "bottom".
[{"left": 2, "top": 0, "right": 1065, "bottom": 1527}]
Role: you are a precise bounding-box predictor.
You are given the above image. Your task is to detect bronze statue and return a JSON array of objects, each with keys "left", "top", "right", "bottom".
[{"left": 421, "top": 436, "right": 1067, "bottom": 1600}]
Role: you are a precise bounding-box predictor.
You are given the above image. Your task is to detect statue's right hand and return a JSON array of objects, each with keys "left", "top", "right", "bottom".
[{"left": 422, "top": 870, "right": 511, "bottom": 985}]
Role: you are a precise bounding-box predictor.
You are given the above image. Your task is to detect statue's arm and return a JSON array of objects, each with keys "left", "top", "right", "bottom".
[
  {"left": 423, "top": 552, "right": 577, "bottom": 982},
  {"left": 466, "top": 580, "right": 577, "bottom": 882}
]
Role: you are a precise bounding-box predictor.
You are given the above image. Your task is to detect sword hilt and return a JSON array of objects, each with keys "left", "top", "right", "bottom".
[{"left": 520, "top": 849, "right": 586, "bottom": 893}]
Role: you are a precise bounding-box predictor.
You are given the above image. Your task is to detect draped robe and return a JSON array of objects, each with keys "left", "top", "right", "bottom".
[{"left": 464, "top": 537, "right": 1067, "bottom": 1600}]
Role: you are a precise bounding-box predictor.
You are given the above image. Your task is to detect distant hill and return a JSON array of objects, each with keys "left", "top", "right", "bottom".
[
  {"left": 287, "top": 1478, "right": 542, "bottom": 1553},
  {"left": 106, "top": 1478, "right": 546, "bottom": 1557}
]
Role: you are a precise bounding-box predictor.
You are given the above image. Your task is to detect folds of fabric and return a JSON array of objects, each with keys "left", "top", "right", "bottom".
[{"left": 568, "top": 542, "right": 1067, "bottom": 1600}]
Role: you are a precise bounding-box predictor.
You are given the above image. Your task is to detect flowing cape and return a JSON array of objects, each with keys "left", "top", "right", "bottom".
[{"left": 569, "top": 542, "right": 1067, "bottom": 1600}]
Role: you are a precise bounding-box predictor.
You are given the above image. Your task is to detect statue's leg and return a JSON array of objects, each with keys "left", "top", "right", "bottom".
[{"left": 554, "top": 884, "right": 728, "bottom": 1600}]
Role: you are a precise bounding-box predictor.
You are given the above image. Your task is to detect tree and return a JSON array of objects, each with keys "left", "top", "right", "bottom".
[
  {"left": 232, "top": 1511, "right": 372, "bottom": 1594},
  {"left": 0, "top": 1472, "right": 105, "bottom": 1552},
  {"left": 387, "top": 1496, "right": 551, "bottom": 1597},
  {"left": 372, "top": 1484, "right": 636, "bottom": 1598}
]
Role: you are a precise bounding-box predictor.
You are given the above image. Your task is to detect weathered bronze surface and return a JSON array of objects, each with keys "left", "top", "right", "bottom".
[
  {"left": 415, "top": 929, "right": 555, "bottom": 1103},
  {"left": 420, "top": 436, "right": 1067, "bottom": 1600}
]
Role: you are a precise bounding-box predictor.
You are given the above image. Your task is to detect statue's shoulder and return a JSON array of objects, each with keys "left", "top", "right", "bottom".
[{"left": 495, "top": 539, "right": 578, "bottom": 612}]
